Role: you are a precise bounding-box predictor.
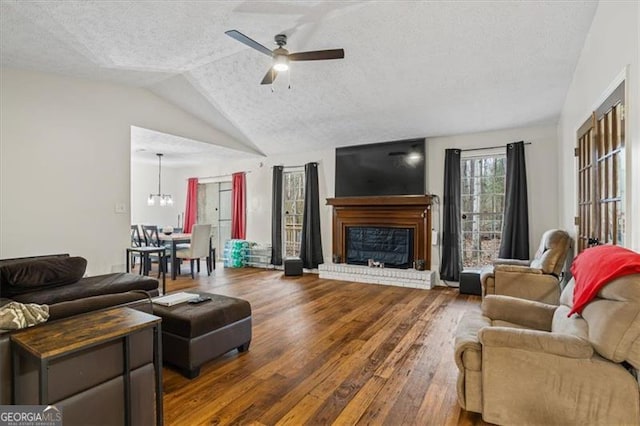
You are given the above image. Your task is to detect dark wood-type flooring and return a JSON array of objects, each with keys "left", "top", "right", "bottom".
[{"left": 149, "top": 265, "right": 489, "bottom": 425}]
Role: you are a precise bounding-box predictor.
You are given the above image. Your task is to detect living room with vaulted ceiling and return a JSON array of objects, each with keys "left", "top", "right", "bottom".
[{"left": 1, "top": 1, "right": 639, "bottom": 424}]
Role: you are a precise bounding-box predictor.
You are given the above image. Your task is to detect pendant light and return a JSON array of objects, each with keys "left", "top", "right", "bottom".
[{"left": 147, "top": 153, "right": 173, "bottom": 206}]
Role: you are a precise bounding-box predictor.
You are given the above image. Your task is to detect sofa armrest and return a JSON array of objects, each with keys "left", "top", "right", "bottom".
[
  {"left": 479, "top": 327, "right": 594, "bottom": 359},
  {"left": 480, "top": 265, "right": 495, "bottom": 296},
  {"left": 454, "top": 309, "right": 491, "bottom": 412},
  {"left": 481, "top": 295, "right": 555, "bottom": 331},
  {"left": 493, "top": 258, "right": 531, "bottom": 267},
  {"left": 454, "top": 308, "right": 491, "bottom": 370}
]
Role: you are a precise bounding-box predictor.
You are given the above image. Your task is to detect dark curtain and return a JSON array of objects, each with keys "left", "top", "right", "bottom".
[
  {"left": 300, "top": 162, "right": 324, "bottom": 268},
  {"left": 499, "top": 141, "right": 530, "bottom": 259},
  {"left": 271, "top": 166, "right": 284, "bottom": 265},
  {"left": 440, "top": 149, "right": 462, "bottom": 281}
]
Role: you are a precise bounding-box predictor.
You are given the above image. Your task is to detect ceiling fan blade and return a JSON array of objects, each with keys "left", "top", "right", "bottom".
[
  {"left": 289, "top": 49, "right": 344, "bottom": 61},
  {"left": 260, "top": 68, "right": 278, "bottom": 85},
  {"left": 225, "top": 30, "right": 273, "bottom": 57}
]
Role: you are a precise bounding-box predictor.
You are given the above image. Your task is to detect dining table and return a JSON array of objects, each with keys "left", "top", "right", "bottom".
[
  {"left": 158, "top": 232, "right": 190, "bottom": 280},
  {"left": 158, "top": 232, "right": 216, "bottom": 280}
]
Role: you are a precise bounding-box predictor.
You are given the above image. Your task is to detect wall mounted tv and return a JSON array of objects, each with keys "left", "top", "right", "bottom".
[{"left": 335, "top": 138, "right": 426, "bottom": 197}]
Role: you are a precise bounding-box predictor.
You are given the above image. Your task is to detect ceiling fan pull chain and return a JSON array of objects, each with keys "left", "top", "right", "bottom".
[{"left": 288, "top": 68, "right": 292, "bottom": 90}]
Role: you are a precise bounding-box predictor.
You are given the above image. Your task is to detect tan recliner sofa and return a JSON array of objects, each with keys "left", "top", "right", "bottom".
[
  {"left": 454, "top": 273, "right": 640, "bottom": 425},
  {"left": 481, "top": 229, "right": 571, "bottom": 305}
]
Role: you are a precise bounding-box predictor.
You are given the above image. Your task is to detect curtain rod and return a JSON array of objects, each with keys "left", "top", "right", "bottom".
[
  {"left": 190, "top": 171, "right": 251, "bottom": 180},
  {"left": 461, "top": 142, "right": 531, "bottom": 153},
  {"left": 270, "top": 164, "right": 308, "bottom": 169}
]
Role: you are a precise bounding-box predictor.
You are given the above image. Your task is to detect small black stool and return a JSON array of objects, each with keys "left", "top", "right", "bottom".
[
  {"left": 459, "top": 268, "right": 482, "bottom": 295},
  {"left": 284, "top": 258, "right": 303, "bottom": 276}
]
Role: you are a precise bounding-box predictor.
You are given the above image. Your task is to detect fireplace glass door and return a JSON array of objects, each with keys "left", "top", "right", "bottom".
[{"left": 346, "top": 226, "right": 413, "bottom": 269}]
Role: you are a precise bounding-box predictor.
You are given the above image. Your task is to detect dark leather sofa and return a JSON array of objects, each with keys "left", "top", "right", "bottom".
[{"left": 0, "top": 253, "right": 160, "bottom": 424}]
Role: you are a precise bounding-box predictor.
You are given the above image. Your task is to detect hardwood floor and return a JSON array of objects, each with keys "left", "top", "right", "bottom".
[{"left": 154, "top": 266, "right": 489, "bottom": 425}]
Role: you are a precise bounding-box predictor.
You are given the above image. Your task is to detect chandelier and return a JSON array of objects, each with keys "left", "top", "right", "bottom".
[{"left": 147, "top": 153, "right": 173, "bottom": 206}]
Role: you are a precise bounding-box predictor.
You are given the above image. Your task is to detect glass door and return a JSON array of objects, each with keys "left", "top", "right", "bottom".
[
  {"left": 460, "top": 154, "right": 506, "bottom": 268},
  {"left": 197, "top": 181, "right": 232, "bottom": 261},
  {"left": 283, "top": 170, "right": 305, "bottom": 258},
  {"left": 218, "top": 182, "right": 232, "bottom": 259}
]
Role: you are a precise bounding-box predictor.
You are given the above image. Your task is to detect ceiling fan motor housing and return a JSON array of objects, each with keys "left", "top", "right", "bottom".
[{"left": 274, "top": 34, "right": 287, "bottom": 47}]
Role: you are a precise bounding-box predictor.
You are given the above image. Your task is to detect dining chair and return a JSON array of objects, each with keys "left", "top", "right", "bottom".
[
  {"left": 141, "top": 225, "right": 167, "bottom": 277},
  {"left": 130, "top": 225, "right": 145, "bottom": 272},
  {"left": 176, "top": 224, "right": 212, "bottom": 279}
]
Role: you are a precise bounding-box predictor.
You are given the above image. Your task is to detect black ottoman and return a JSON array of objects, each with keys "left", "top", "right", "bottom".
[
  {"left": 152, "top": 292, "right": 252, "bottom": 378},
  {"left": 460, "top": 269, "right": 482, "bottom": 295},
  {"left": 284, "top": 257, "right": 303, "bottom": 276}
]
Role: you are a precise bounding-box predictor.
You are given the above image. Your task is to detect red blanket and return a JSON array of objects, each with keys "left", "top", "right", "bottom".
[{"left": 569, "top": 245, "right": 640, "bottom": 316}]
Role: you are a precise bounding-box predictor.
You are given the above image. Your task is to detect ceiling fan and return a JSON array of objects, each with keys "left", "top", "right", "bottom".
[{"left": 225, "top": 30, "right": 345, "bottom": 85}]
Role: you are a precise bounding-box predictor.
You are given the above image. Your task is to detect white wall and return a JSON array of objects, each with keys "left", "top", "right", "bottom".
[
  {"left": 0, "top": 68, "right": 248, "bottom": 274},
  {"left": 558, "top": 1, "right": 640, "bottom": 251},
  {"left": 426, "top": 123, "right": 560, "bottom": 270},
  {"left": 130, "top": 160, "right": 187, "bottom": 229}
]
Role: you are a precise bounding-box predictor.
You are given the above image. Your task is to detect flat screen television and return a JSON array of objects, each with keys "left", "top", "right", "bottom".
[{"left": 335, "top": 139, "right": 425, "bottom": 197}]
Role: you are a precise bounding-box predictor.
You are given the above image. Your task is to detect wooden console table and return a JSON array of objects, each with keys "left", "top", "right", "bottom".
[{"left": 11, "top": 307, "right": 163, "bottom": 426}]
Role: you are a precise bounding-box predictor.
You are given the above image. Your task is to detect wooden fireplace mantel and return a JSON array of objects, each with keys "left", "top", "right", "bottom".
[
  {"left": 326, "top": 195, "right": 432, "bottom": 207},
  {"left": 326, "top": 195, "right": 432, "bottom": 266}
]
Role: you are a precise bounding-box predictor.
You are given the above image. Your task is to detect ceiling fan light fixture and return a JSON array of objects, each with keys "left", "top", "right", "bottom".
[{"left": 273, "top": 54, "right": 289, "bottom": 72}]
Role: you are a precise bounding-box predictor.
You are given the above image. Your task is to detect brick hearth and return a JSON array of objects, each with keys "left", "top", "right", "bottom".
[{"left": 318, "top": 263, "right": 436, "bottom": 289}]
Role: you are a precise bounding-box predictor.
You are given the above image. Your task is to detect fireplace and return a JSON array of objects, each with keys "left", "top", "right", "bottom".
[
  {"left": 326, "top": 195, "right": 432, "bottom": 268},
  {"left": 346, "top": 226, "right": 414, "bottom": 269}
]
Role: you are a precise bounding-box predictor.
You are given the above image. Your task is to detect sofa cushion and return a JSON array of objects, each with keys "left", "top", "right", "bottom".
[
  {"left": 529, "top": 229, "right": 571, "bottom": 275},
  {"left": 0, "top": 254, "right": 69, "bottom": 268},
  {"left": 47, "top": 292, "right": 157, "bottom": 321},
  {"left": 9, "top": 273, "right": 159, "bottom": 306},
  {"left": 1, "top": 256, "right": 87, "bottom": 296}
]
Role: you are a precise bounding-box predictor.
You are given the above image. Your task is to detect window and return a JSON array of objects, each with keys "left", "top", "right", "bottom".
[
  {"left": 283, "top": 170, "right": 305, "bottom": 258},
  {"left": 576, "top": 81, "right": 625, "bottom": 252},
  {"left": 461, "top": 154, "right": 506, "bottom": 267}
]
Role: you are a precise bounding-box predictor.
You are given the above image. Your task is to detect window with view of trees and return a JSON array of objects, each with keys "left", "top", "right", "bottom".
[
  {"left": 461, "top": 155, "right": 506, "bottom": 268},
  {"left": 283, "top": 170, "right": 305, "bottom": 258}
]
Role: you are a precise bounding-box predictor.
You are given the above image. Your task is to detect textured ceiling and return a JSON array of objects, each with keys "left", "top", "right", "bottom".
[
  {"left": 1, "top": 1, "right": 598, "bottom": 160},
  {"left": 131, "top": 126, "right": 260, "bottom": 167}
]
